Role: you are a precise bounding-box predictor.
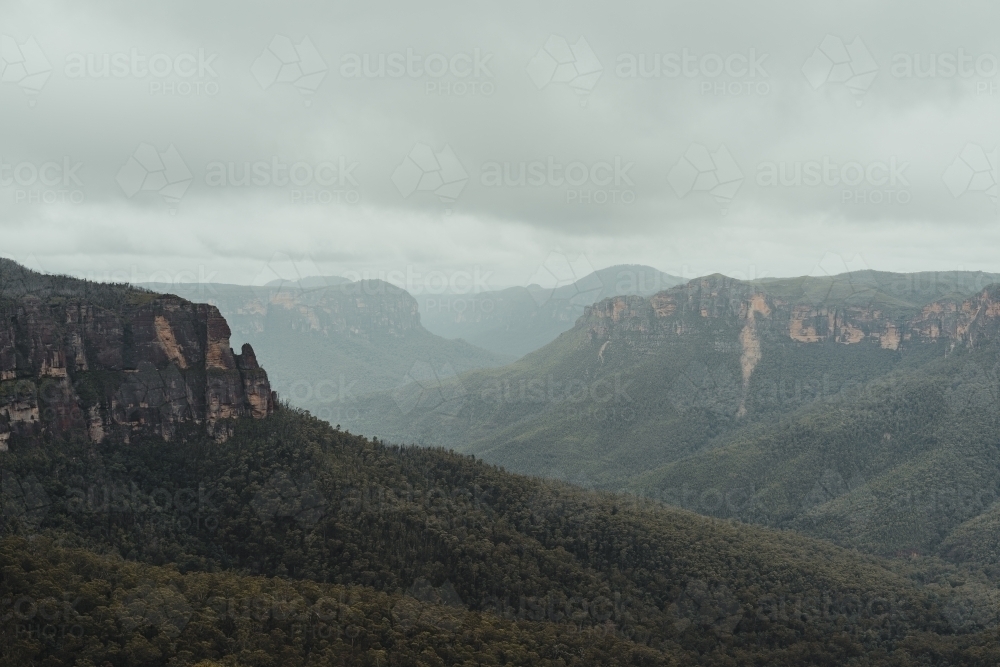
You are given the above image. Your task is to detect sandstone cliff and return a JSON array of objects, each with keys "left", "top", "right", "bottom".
[
  {"left": 136, "top": 278, "right": 509, "bottom": 412},
  {"left": 583, "top": 275, "right": 1000, "bottom": 408},
  {"left": 0, "top": 260, "right": 275, "bottom": 448}
]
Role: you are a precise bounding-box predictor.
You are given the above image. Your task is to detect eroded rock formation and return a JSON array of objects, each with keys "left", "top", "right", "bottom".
[
  {"left": 0, "top": 263, "right": 275, "bottom": 448},
  {"left": 587, "top": 276, "right": 1000, "bottom": 349},
  {"left": 583, "top": 275, "right": 1000, "bottom": 412}
]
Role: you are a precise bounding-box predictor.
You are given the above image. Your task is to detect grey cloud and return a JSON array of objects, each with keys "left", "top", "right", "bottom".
[{"left": 1, "top": 0, "right": 999, "bottom": 285}]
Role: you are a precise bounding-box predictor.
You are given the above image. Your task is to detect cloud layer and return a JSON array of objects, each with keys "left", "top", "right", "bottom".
[{"left": 2, "top": 0, "right": 999, "bottom": 288}]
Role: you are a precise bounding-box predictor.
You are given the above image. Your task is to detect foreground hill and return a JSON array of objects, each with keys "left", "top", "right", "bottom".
[
  {"left": 5, "top": 408, "right": 1000, "bottom": 665},
  {"left": 419, "top": 264, "right": 682, "bottom": 358}
]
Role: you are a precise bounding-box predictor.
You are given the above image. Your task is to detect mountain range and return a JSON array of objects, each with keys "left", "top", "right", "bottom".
[
  {"left": 341, "top": 269, "right": 1000, "bottom": 566},
  {"left": 6, "top": 259, "right": 1000, "bottom": 665},
  {"left": 137, "top": 264, "right": 679, "bottom": 423}
]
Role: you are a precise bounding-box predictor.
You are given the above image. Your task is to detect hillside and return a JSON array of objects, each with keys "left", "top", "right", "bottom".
[
  {"left": 3, "top": 259, "right": 1000, "bottom": 665},
  {"left": 5, "top": 408, "right": 1000, "bottom": 665},
  {"left": 341, "top": 271, "right": 1000, "bottom": 565}
]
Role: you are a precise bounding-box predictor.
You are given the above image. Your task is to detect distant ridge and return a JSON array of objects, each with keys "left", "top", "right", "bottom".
[{"left": 419, "top": 264, "right": 683, "bottom": 358}]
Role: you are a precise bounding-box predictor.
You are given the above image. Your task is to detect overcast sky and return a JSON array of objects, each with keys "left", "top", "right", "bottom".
[{"left": 2, "top": 0, "right": 999, "bottom": 292}]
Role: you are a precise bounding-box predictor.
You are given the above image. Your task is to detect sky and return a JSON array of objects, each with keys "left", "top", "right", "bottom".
[{"left": 2, "top": 0, "right": 999, "bottom": 293}]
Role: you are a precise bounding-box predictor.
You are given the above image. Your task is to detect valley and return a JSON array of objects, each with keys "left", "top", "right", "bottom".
[{"left": 4, "top": 260, "right": 1000, "bottom": 665}]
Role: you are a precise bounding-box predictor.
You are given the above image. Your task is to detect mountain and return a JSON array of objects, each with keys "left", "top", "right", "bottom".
[
  {"left": 138, "top": 278, "right": 510, "bottom": 424},
  {"left": 3, "top": 259, "right": 1000, "bottom": 665},
  {"left": 418, "top": 264, "right": 683, "bottom": 358},
  {"left": 265, "top": 275, "right": 352, "bottom": 288},
  {"left": 0, "top": 258, "right": 274, "bottom": 447},
  {"left": 342, "top": 270, "right": 1000, "bottom": 563}
]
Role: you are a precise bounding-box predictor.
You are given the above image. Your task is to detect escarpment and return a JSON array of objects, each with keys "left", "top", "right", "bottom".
[
  {"left": 586, "top": 276, "right": 1000, "bottom": 349},
  {"left": 0, "top": 260, "right": 275, "bottom": 448},
  {"left": 207, "top": 279, "right": 424, "bottom": 343},
  {"left": 582, "top": 275, "right": 1000, "bottom": 401}
]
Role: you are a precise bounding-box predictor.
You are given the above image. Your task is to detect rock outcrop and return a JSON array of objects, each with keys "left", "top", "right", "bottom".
[
  {"left": 582, "top": 275, "right": 1000, "bottom": 407},
  {"left": 0, "top": 261, "right": 275, "bottom": 449}
]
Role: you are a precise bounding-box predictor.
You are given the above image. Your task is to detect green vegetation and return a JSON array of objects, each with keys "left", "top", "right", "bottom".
[
  {"left": 340, "top": 272, "right": 1000, "bottom": 578},
  {"left": 4, "top": 408, "right": 1000, "bottom": 665},
  {"left": 342, "top": 303, "right": 920, "bottom": 488},
  {"left": 7, "top": 261, "right": 1000, "bottom": 663},
  {"left": 0, "top": 258, "right": 151, "bottom": 314},
  {"left": 630, "top": 344, "right": 1000, "bottom": 559}
]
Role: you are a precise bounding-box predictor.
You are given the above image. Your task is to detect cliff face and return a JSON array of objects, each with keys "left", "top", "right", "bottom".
[
  {"left": 0, "top": 273, "right": 275, "bottom": 449},
  {"left": 136, "top": 278, "right": 509, "bottom": 420},
  {"left": 583, "top": 276, "right": 1000, "bottom": 367},
  {"left": 205, "top": 280, "right": 423, "bottom": 344}
]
